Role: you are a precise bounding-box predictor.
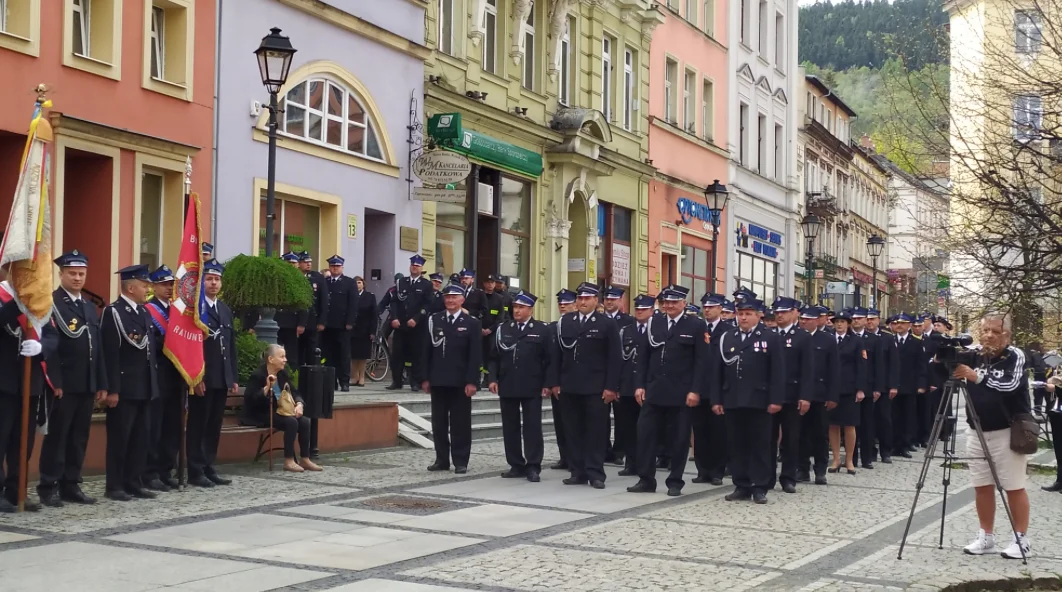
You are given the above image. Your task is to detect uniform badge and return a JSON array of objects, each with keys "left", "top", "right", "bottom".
[
  {"left": 69, "top": 318, "right": 78, "bottom": 331},
  {"left": 862, "top": 350, "right": 868, "bottom": 359},
  {"left": 704, "top": 334, "right": 711, "bottom": 344},
  {"left": 786, "top": 338, "right": 792, "bottom": 348},
  {"left": 129, "top": 332, "right": 140, "bottom": 341},
  {"left": 457, "top": 327, "right": 467, "bottom": 332},
  {"left": 730, "top": 347, "right": 735, "bottom": 352}
]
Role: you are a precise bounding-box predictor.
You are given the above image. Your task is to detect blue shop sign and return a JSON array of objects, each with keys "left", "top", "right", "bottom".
[
  {"left": 676, "top": 197, "right": 720, "bottom": 226},
  {"left": 736, "top": 222, "right": 783, "bottom": 259}
]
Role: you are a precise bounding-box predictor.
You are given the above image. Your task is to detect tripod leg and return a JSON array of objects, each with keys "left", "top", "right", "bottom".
[{"left": 898, "top": 383, "right": 954, "bottom": 559}]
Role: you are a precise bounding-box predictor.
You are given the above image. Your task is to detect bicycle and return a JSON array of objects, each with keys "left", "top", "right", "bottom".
[{"left": 365, "top": 314, "right": 392, "bottom": 383}]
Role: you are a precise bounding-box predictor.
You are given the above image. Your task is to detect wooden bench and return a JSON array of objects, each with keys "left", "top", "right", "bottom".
[{"left": 221, "top": 394, "right": 282, "bottom": 470}]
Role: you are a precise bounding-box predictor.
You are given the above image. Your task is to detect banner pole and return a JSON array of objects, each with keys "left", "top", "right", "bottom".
[
  {"left": 17, "top": 356, "right": 31, "bottom": 512},
  {"left": 178, "top": 387, "right": 189, "bottom": 489}
]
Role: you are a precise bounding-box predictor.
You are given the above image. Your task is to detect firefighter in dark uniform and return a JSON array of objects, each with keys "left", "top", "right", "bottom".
[
  {"left": 141, "top": 265, "right": 183, "bottom": 491},
  {"left": 38, "top": 250, "right": 106, "bottom": 507},
  {"left": 422, "top": 284, "right": 482, "bottom": 473},
  {"left": 275, "top": 252, "right": 308, "bottom": 369},
  {"left": 827, "top": 309, "right": 867, "bottom": 474},
  {"left": 710, "top": 288, "right": 785, "bottom": 504},
  {"left": 100, "top": 264, "right": 159, "bottom": 501},
  {"left": 892, "top": 313, "right": 927, "bottom": 458},
  {"left": 476, "top": 274, "right": 507, "bottom": 388},
  {"left": 766, "top": 297, "right": 814, "bottom": 494},
  {"left": 459, "top": 269, "right": 481, "bottom": 314},
  {"left": 554, "top": 283, "right": 621, "bottom": 489},
  {"left": 919, "top": 315, "right": 949, "bottom": 447},
  {"left": 494, "top": 275, "right": 514, "bottom": 319},
  {"left": 692, "top": 293, "right": 730, "bottom": 485},
  {"left": 601, "top": 286, "right": 633, "bottom": 465},
  {"left": 628, "top": 285, "right": 708, "bottom": 497},
  {"left": 866, "top": 308, "right": 898, "bottom": 464},
  {"left": 426, "top": 273, "right": 445, "bottom": 316},
  {"left": 188, "top": 259, "right": 238, "bottom": 488},
  {"left": 851, "top": 307, "right": 886, "bottom": 470},
  {"left": 548, "top": 289, "right": 577, "bottom": 470},
  {"left": 323, "top": 255, "right": 358, "bottom": 392},
  {"left": 721, "top": 299, "right": 736, "bottom": 322},
  {"left": 488, "top": 290, "right": 554, "bottom": 482},
  {"left": 297, "top": 251, "right": 329, "bottom": 367},
  {"left": 615, "top": 294, "right": 651, "bottom": 477},
  {"left": 797, "top": 305, "right": 838, "bottom": 484},
  {"left": 388, "top": 255, "right": 432, "bottom": 391}
]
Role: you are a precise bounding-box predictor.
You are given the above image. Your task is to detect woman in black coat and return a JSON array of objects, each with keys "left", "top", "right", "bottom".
[
  {"left": 827, "top": 312, "right": 866, "bottom": 475},
  {"left": 349, "top": 276, "right": 377, "bottom": 387},
  {"left": 240, "top": 344, "right": 322, "bottom": 472}
]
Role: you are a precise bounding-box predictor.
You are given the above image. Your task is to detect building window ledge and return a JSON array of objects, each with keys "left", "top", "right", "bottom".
[
  {"left": 144, "top": 75, "right": 191, "bottom": 101},
  {"left": 0, "top": 0, "right": 41, "bottom": 57},
  {"left": 252, "top": 127, "right": 400, "bottom": 178},
  {"left": 65, "top": 52, "right": 121, "bottom": 80}
]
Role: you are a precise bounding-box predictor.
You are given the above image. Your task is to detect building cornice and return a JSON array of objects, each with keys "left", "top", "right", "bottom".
[{"left": 275, "top": 0, "right": 431, "bottom": 61}]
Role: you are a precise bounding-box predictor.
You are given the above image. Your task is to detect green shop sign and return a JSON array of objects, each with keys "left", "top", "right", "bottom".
[{"left": 427, "top": 113, "right": 543, "bottom": 178}]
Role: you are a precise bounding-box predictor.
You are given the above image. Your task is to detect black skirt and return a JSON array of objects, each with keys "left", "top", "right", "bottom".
[{"left": 828, "top": 393, "right": 861, "bottom": 427}]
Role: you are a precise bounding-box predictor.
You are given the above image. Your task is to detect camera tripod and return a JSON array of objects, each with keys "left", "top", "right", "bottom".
[{"left": 896, "top": 374, "right": 1028, "bottom": 564}]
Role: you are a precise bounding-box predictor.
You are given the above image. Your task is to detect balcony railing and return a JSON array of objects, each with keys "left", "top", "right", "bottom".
[{"left": 806, "top": 190, "right": 842, "bottom": 218}]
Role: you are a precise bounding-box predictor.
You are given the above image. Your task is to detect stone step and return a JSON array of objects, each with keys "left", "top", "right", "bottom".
[{"left": 402, "top": 396, "right": 508, "bottom": 415}]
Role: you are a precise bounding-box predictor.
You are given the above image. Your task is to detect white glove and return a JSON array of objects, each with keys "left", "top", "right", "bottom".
[{"left": 19, "top": 340, "right": 42, "bottom": 357}]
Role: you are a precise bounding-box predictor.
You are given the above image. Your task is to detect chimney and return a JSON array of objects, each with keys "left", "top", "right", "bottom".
[
  {"left": 931, "top": 159, "right": 949, "bottom": 177},
  {"left": 860, "top": 134, "right": 875, "bottom": 151}
]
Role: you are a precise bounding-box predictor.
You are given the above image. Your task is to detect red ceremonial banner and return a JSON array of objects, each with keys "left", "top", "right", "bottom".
[{"left": 164, "top": 193, "right": 208, "bottom": 385}]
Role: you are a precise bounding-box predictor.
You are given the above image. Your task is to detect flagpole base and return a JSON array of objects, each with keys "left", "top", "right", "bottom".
[{"left": 254, "top": 308, "right": 280, "bottom": 345}]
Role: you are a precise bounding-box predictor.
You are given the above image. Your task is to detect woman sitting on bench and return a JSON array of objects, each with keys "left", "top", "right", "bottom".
[{"left": 241, "top": 345, "right": 323, "bottom": 473}]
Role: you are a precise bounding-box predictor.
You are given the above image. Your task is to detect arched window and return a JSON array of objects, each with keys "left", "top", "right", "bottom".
[{"left": 279, "top": 77, "right": 384, "bottom": 162}]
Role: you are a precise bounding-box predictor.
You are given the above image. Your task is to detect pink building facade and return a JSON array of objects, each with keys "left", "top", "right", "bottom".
[{"left": 646, "top": 0, "right": 730, "bottom": 297}]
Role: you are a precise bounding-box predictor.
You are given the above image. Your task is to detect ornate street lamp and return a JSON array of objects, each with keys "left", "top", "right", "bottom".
[
  {"left": 866, "top": 234, "right": 885, "bottom": 309},
  {"left": 255, "top": 27, "right": 297, "bottom": 258},
  {"left": 704, "top": 179, "right": 729, "bottom": 293},
  {"left": 801, "top": 213, "right": 822, "bottom": 303}
]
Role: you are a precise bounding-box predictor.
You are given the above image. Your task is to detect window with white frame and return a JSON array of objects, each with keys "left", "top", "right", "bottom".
[
  {"left": 522, "top": 6, "right": 535, "bottom": 89},
  {"left": 623, "top": 48, "right": 634, "bottom": 131},
  {"left": 775, "top": 12, "right": 785, "bottom": 69},
  {"left": 757, "top": 113, "right": 767, "bottom": 173},
  {"left": 149, "top": 6, "right": 164, "bottom": 79},
  {"left": 664, "top": 58, "right": 677, "bottom": 122},
  {"left": 72, "top": 0, "right": 90, "bottom": 56},
  {"left": 438, "top": 0, "right": 453, "bottom": 55},
  {"left": 483, "top": 0, "right": 497, "bottom": 74},
  {"left": 739, "top": 103, "right": 749, "bottom": 166},
  {"left": 758, "top": 0, "right": 767, "bottom": 54},
  {"left": 1014, "top": 94, "right": 1042, "bottom": 142},
  {"left": 559, "top": 17, "right": 572, "bottom": 105},
  {"left": 684, "top": 69, "right": 696, "bottom": 133},
  {"left": 703, "top": 0, "right": 714, "bottom": 36},
  {"left": 280, "top": 78, "right": 384, "bottom": 161},
  {"left": 1015, "top": 10, "right": 1042, "bottom": 54},
  {"left": 702, "top": 79, "right": 714, "bottom": 140},
  {"left": 740, "top": 0, "right": 749, "bottom": 44},
  {"left": 686, "top": 0, "right": 696, "bottom": 23},
  {"left": 774, "top": 123, "right": 783, "bottom": 182},
  {"left": 602, "top": 36, "right": 613, "bottom": 121}
]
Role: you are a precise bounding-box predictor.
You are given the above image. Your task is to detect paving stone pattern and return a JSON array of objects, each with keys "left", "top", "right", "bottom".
[{"left": 0, "top": 437, "right": 1059, "bottom": 592}]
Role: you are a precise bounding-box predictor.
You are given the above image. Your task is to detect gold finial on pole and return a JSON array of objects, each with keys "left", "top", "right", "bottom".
[
  {"left": 35, "top": 84, "right": 48, "bottom": 101},
  {"left": 184, "top": 155, "right": 192, "bottom": 194}
]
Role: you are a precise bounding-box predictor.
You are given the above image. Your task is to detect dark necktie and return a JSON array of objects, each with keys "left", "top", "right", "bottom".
[
  {"left": 448, "top": 314, "right": 456, "bottom": 325},
  {"left": 741, "top": 331, "right": 749, "bottom": 341},
  {"left": 73, "top": 299, "right": 83, "bottom": 314},
  {"left": 669, "top": 319, "right": 676, "bottom": 331},
  {"left": 639, "top": 324, "right": 645, "bottom": 335}
]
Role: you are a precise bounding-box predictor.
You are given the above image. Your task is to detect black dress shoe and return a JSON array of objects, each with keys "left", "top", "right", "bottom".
[
  {"left": 897, "top": 451, "right": 913, "bottom": 459},
  {"left": 589, "top": 480, "right": 605, "bottom": 489},
  {"left": 60, "top": 486, "right": 96, "bottom": 505},
  {"left": 814, "top": 475, "right": 828, "bottom": 486},
  {"left": 159, "top": 476, "right": 180, "bottom": 489},
  {"left": 38, "top": 489, "right": 63, "bottom": 508},
  {"left": 618, "top": 468, "right": 637, "bottom": 477},
  {"left": 612, "top": 455, "right": 625, "bottom": 466},
  {"left": 550, "top": 461, "right": 569, "bottom": 470},
  {"left": 188, "top": 475, "right": 215, "bottom": 488},
  {"left": 691, "top": 475, "right": 711, "bottom": 484},
  {"left": 339, "top": 385, "right": 350, "bottom": 393},
  {"left": 105, "top": 490, "right": 133, "bottom": 502},
  {"left": 1041, "top": 481, "right": 1062, "bottom": 492},
  {"left": 781, "top": 482, "right": 797, "bottom": 494},
  {"left": 410, "top": 384, "right": 422, "bottom": 393},
  {"left": 206, "top": 474, "right": 232, "bottom": 486},
  {"left": 126, "top": 487, "right": 157, "bottom": 499},
  {"left": 144, "top": 479, "right": 171, "bottom": 492},
  {"left": 385, "top": 383, "right": 403, "bottom": 391},
  {"left": 454, "top": 466, "right": 468, "bottom": 474},
  {"left": 710, "top": 477, "right": 723, "bottom": 486},
  {"left": 667, "top": 486, "right": 682, "bottom": 497},
  {"left": 861, "top": 463, "right": 875, "bottom": 470},
  {"left": 427, "top": 462, "right": 450, "bottom": 472},
  {"left": 626, "top": 480, "right": 656, "bottom": 493},
  {"left": 563, "top": 477, "right": 588, "bottom": 485},
  {"left": 500, "top": 469, "right": 525, "bottom": 478},
  {"left": 753, "top": 491, "right": 768, "bottom": 504},
  {"left": 0, "top": 497, "right": 15, "bottom": 513},
  {"left": 725, "top": 488, "right": 752, "bottom": 501},
  {"left": 796, "top": 471, "right": 811, "bottom": 483},
  {"left": 655, "top": 458, "right": 669, "bottom": 469},
  {"left": 526, "top": 470, "right": 540, "bottom": 483},
  {"left": 880, "top": 456, "right": 892, "bottom": 464}
]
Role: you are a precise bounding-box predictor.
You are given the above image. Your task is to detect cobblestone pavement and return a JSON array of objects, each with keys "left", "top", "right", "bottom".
[{"left": 1, "top": 435, "right": 1059, "bottom": 592}]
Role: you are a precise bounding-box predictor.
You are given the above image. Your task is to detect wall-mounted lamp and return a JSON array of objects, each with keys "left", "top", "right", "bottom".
[{"left": 428, "top": 75, "right": 442, "bottom": 84}]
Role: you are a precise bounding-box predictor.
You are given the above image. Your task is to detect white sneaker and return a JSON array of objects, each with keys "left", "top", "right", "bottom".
[
  {"left": 963, "top": 529, "right": 996, "bottom": 555},
  {"left": 1001, "top": 533, "right": 1032, "bottom": 559}
]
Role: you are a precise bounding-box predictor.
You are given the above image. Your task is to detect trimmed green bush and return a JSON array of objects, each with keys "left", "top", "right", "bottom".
[
  {"left": 235, "top": 329, "right": 269, "bottom": 386},
  {"left": 220, "top": 254, "right": 313, "bottom": 313}
]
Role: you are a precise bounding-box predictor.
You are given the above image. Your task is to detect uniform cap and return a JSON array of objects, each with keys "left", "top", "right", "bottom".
[
  {"left": 280, "top": 251, "right": 299, "bottom": 263},
  {"left": 735, "top": 298, "right": 762, "bottom": 311},
  {"left": 54, "top": 249, "right": 88, "bottom": 268},
  {"left": 298, "top": 251, "right": 313, "bottom": 262},
  {"left": 799, "top": 306, "right": 819, "bottom": 319},
  {"left": 701, "top": 293, "right": 725, "bottom": 307},
  {"left": 556, "top": 289, "right": 577, "bottom": 304},
  {"left": 894, "top": 312, "right": 914, "bottom": 323},
  {"left": 513, "top": 290, "right": 537, "bottom": 307},
  {"left": 633, "top": 294, "right": 655, "bottom": 309},
  {"left": 867, "top": 308, "right": 881, "bottom": 318},
  {"left": 201, "top": 242, "right": 214, "bottom": 257},
  {"left": 772, "top": 296, "right": 801, "bottom": 312},
  {"left": 441, "top": 284, "right": 465, "bottom": 296},
  {"left": 150, "top": 265, "right": 175, "bottom": 283},
  {"left": 409, "top": 254, "right": 426, "bottom": 266},
  {"left": 721, "top": 300, "right": 736, "bottom": 312},
  {"left": 605, "top": 286, "right": 625, "bottom": 299},
  {"left": 851, "top": 307, "right": 869, "bottom": 318},
  {"left": 732, "top": 286, "right": 758, "bottom": 305},
  {"left": 429, "top": 272, "right": 444, "bottom": 282},
  {"left": 203, "top": 258, "right": 225, "bottom": 276},
  {"left": 326, "top": 255, "right": 345, "bottom": 266},
  {"left": 833, "top": 309, "right": 853, "bottom": 322},
  {"left": 662, "top": 284, "right": 690, "bottom": 301},
  {"left": 459, "top": 268, "right": 475, "bottom": 278},
  {"left": 685, "top": 304, "right": 700, "bottom": 314},
  {"left": 116, "top": 264, "right": 150, "bottom": 281}
]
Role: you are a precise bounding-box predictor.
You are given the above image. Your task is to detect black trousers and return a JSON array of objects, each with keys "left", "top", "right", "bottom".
[
  {"left": 276, "top": 414, "right": 311, "bottom": 459},
  {"left": 1048, "top": 410, "right": 1062, "bottom": 482},
  {"left": 916, "top": 389, "right": 934, "bottom": 444},
  {"left": 614, "top": 397, "right": 641, "bottom": 471},
  {"left": 692, "top": 404, "right": 728, "bottom": 480},
  {"left": 892, "top": 392, "right": 917, "bottom": 452},
  {"left": 636, "top": 403, "right": 691, "bottom": 489},
  {"left": 430, "top": 386, "right": 472, "bottom": 468},
  {"left": 768, "top": 403, "right": 802, "bottom": 489},
  {"left": 38, "top": 392, "right": 96, "bottom": 489},
  {"left": 0, "top": 395, "right": 39, "bottom": 499},
  {"left": 854, "top": 396, "right": 876, "bottom": 466},
  {"left": 298, "top": 327, "right": 321, "bottom": 368},
  {"left": 323, "top": 328, "right": 352, "bottom": 387},
  {"left": 798, "top": 402, "right": 829, "bottom": 476},
  {"left": 105, "top": 399, "right": 150, "bottom": 493},
  {"left": 875, "top": 393, "right": 894, "bottom": 459},
  {"left": 560, "top": 392, "right": 609, "bottom": 482},
  {"left": 187, "top": 388, "right": 227, "bottom": 478},
  {"left": 144, "top": 383, "right": 183, "bottom": 482},
  {"left": 499, "top": 396, "right": 543, "bottom": 472},
  {"left": 550, "top": 395, "right": 567, "bottom": 462},
  {"left": 389, "top": 328, "right": 422, "bottom": 386},
  {"left": 726, "top": 407, "right": 773, "bottom": 491},
  {"left": 278, "top": 327, "right": 300, "bottom": 370}
]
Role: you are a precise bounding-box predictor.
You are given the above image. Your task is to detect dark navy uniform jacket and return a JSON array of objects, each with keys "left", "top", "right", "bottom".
[
  {"left": 774, "top": 323, "right": 815, "bottom": 403},
  {"left": 895, "top": 333, "right": 928, "bottom": 393},
  {"left": 325, "top": 275, "right": 358, "bottom": 329},
  {"left": 145, "top": 297, "right": 181, "bottom": 389},
  {"left": 202, "top": 299, "right": 238, "bottom": 390},
  {"left": 423, "top": 310, "right": 482, "bottom": 388},
  {"left": 604, "top": 311, "right": 636, "bottom": 331},
  {"left": 873, "top": 328, "right": 900, "bottom": 392},
  {"left": 618, "top": 322, "right": 647, "bottom": 398},
  {"left": 638, "top": 314, "right": 708, "bottom": 407},
  {"left": 488, "top": 318, "right": 556, "bottom": 398},
  {"left": 50, "top": 287, "right": 106, "bottom": 393},
  {"left": 710, "top": 322, "right": 786, "bottom": 410},
  {"left": 922, "top": 331, "right": 948, "bottom": 391},
  {"left": 390, "top": 275, "right": 432, "bottom": 326},
  {"left": 808, "top": 329, "right": 840, "bottom": 403},
  {"left": 855, "top": 330, "right": 887, "bottom": 394},
  {"left": 556, "top": 311, "right": 621, "bottom": 395},
  {"left": 100, "top": 297, "right": 158, "bottom": 401},
  {"left": 0, "top": 295, "right": 58, "bottom": 398},
  {"left": 834, "top": 331, "right": 867, "bottom": 395},
  {"left": 304, "top": 271, "right": 329, "bottom": 328}
]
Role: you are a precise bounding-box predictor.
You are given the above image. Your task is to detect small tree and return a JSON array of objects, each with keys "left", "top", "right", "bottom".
[{"left": 221, "top": 255, "right": 312, "bottom": 344}]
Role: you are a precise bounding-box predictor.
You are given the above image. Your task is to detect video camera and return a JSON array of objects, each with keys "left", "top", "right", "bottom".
[{"left": 929, "top": 332, "right": 978, "bottom": 367}]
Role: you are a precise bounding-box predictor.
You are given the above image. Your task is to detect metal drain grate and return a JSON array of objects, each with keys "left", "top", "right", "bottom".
[{"left": 338, "top": 495, "right": 473, "bottom": 516}]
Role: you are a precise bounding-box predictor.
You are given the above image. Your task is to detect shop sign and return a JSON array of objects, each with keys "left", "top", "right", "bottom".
[
  {"left": 735, "top": 222, "right": 783, "bottom": 259},
  {"left": 427, "top": 113, "right": 544, "bottom": 177},
  {"left": 612, "top": 243, "right": 631, "bottom": 286},
  {"left": 412, "top": 187, "right": 466, "bottom": 203},
  {"left": 399, "top": 226, "right": 419, "bottom": 252},
  {"left": 412, "top": 150, "right": 472, "bottom": 185},
  {"left": 851, "top": 269, "right": 872, "bottom": 284},
  {"left": 676, "top": 197, "right": 719, "bottom": 231}
]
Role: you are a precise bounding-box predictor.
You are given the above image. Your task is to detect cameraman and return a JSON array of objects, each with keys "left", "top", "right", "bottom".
[{"left": 956, "top": 313, "right": 1031, "bottom": 559}]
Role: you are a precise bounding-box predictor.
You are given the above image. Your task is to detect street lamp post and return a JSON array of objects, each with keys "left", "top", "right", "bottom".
[
  {"left": 866, "top": 234, "right": 885, "bottom": 309},
  {"left": 255, "top": 27, "right": 297, "bottom": 258},
  {"left": 704, "top": 179, "right": 730, "bottom": 294},
  {"left": 801, "top": 214, "right": 822, "bottom": 303}
]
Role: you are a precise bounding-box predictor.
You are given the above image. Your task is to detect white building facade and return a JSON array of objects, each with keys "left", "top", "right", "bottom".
[{"left": 725, "top": 0, "right": 801, "bottom": 302}]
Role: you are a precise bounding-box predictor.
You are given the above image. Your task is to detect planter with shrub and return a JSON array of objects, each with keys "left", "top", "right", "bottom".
[{"left": 221, "top": 254, "right": 313, "bottom": 346}]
